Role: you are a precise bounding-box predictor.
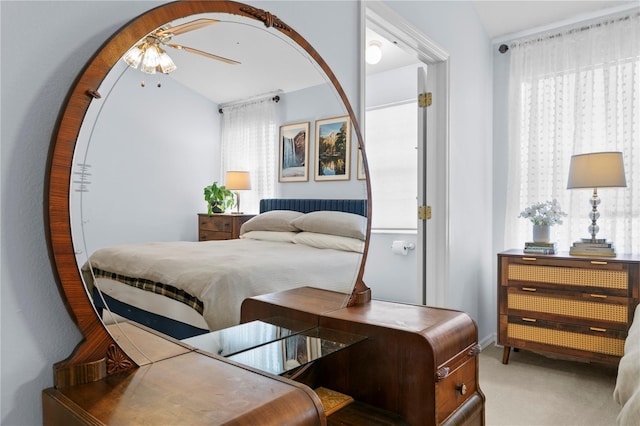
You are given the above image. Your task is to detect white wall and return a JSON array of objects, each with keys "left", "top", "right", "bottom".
[
  {"left": 75, "top": 66, "right": 219, "bottom": 255},
  {"left": 382, "top": 1, "right": 494, "bottom": 340},
  {"left": 277, "top": 83, "right": 368, "bottom": 200},
  {"left": 0, "top": 1, "right": 493, "bottom": 424}
]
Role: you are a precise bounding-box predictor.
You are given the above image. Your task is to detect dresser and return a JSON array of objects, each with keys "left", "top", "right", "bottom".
[
  {"left": 242, "top": 287, "right": 486, "bottom": 425},
  {"left": 44, "top": 288, "right": 486, "bottom": 425},
  {"left": 498, "top": 249, "right": 640, "bottom": 365},
  {"left": 198, "top": 213, "right": 254, "bottom": 241}
]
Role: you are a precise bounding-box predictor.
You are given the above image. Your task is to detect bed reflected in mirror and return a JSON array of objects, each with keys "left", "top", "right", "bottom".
[{"left": 69, "top": 10, "right": 369, "bottom": 344}]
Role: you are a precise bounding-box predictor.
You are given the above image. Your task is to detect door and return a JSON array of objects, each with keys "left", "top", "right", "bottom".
[
  {"left": 417, "top": 66, "right": 428, "bottom": 305},
  {"left": 417, "top": 66, "right": 439, "bottom": 306},
  {"left": 363, "top": 2, "right": 449, "bottom": 308}
]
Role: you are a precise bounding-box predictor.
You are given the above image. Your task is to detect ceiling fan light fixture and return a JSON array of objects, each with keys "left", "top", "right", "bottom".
[
  {"left": 366, "top": 40, "right": 382, "bottom": 65},
  {"left": 140, "top": 44, "right": 161, "bottom": 74},
  {"left": 157, "top": 49, "right": 177, "bottom": 74},
  {"left": 123, "top": 44, "right": 144, "bottom": 69}
]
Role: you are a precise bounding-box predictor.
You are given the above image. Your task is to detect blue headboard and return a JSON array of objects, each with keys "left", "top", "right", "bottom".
[{"left": 259, "top": 199, "right": 367, "bottom": 217}]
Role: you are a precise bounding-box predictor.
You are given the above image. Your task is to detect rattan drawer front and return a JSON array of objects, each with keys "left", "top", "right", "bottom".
[
  {"left": 507, "top": 264, "right": 628, "bottom": 290},
  {"left": 507, "top": 323, "right": 625, "bottom": 356},
  {"left": 507, "top": 293, "right": 628, "bottom": 323}
]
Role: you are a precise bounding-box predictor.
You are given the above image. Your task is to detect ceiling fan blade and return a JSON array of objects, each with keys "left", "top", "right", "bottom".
[
  {"left": 156, "top": 18, "right": 219, "bottom": 37},
  {"left": 167, "top": 44, "right": 241, "bottom": 65}
]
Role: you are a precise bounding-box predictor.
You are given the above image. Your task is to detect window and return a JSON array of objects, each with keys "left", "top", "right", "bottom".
[
  {"left": 505, "top": 14, "right": 640, "bottom": 254},
  {"left": 366, "top": 101, "right": 418, "bottom": 230},
  {"left": 220, "top": 98, "right": 277, "bottom": 213}
]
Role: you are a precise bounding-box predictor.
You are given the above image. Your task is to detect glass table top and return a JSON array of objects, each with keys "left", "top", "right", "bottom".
[
  {"left": 182, "top": 317, "right": 366, "bottom": 375},
  {"left": 181, "top": 317, "right": 315, "bottom": 357},
  {"left": 227, "top": 326, "right": 367, "bottom": 376}
]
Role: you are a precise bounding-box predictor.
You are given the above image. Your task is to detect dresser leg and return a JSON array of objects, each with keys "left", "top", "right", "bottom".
[{"left": 502, "top": 346, "right": 511, "bottom": 364}]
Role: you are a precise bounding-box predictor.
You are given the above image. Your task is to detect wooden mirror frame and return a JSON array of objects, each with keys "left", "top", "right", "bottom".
[{"left": 46, "top": 0, "right": 371, "bottom": 388}]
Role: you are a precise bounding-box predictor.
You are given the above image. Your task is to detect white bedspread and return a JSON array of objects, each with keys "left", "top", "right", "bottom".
[
  {"left": 614, "top": 304, "right": 640, "bottom": 425},
  {"left": 84, "top": 239, "right": 361, "bottom": 331}
]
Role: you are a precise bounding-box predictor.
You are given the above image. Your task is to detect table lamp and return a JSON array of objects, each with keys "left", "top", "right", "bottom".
[
  {"left": 225, "top": 171, "right": 251, "bottom": 214},
  {"left": 567, "top": 151, "right": 626, "bottom": 252}
]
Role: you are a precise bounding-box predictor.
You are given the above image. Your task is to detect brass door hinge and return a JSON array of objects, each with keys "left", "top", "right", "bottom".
[
  {"left": 418, "top": 205, "right": 432, "bottom": 220},
  {"left": 418, "top": 92, "right": 432, "bottom": 108}
]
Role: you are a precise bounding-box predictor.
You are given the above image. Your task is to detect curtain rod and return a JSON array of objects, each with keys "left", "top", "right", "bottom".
[
  {"left": 498, "top": 11, "right": 638, "bottom": 54},
  {"left": 218, "top": 94, "right": 280, "bottom": 114}
]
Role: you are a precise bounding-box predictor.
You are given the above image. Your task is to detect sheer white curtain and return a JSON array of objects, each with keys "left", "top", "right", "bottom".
[
  {"left": 220, "top": 97, "right": 277, "bottom": 213},
  {"left": 505, "top": 13, "right": 640, "bottom": 254}
]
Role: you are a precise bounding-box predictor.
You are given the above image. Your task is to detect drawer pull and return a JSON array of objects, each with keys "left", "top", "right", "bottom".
[
  {"left": 456, "top": 383, "right": 467, "bottom": 396},
  {"left": 522, "top": 287, "right": 537, "bottom": 292},
  {"left": 590, "top": 261, "right": 608, "bottom": 265},
  {"left": 436, "top": 367, "right": 450, "bottom": 381},
  {"left": 468, "top": 344, "right": 481, "bottom": 357},
  {"left": 522, "top": 317, "right": 537, "bottom": 323},
  {"left": 590, "top": 327, "right": 607, "bottom": 332},
  {"left": 522, "top": 257, "right": 537, "bottom": 261},
  {"left": 590, "top": 294, "right": 608, "bottom": 299}
]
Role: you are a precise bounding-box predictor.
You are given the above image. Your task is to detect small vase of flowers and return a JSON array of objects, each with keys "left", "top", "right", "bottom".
[{"left": 519, "top": 199, "right": 567, "bottom": 242}]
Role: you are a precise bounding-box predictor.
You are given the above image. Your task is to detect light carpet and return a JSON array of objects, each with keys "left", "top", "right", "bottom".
[{"left": 479, "top": 345, "right": 620, "bottom": 426}]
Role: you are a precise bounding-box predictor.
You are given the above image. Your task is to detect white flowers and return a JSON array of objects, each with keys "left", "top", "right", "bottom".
[{"left": 519, "top": 199, "right": 567, "bottom": 226}]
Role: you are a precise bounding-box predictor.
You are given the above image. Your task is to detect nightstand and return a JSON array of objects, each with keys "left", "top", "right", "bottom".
[
  {"left": 198, "top": 213, "right": 255, "bottom": 241},
  {"left": 498, "top": 249, "right": 640, "bottom": 365}
]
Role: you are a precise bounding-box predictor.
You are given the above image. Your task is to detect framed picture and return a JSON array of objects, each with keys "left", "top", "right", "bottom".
[
  {"left": 314, "top": 116, "right": 351, "bottom": 181},
  {"left": 278, "top": 121, "right": 309, "bottom": 182}
]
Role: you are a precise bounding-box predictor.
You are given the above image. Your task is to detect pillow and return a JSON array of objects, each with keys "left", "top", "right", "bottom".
[
  {"left": 239, "top": 210, "right": 304, "bottom": 234},
  {"left": 293, "top": 232, "right": 364, "bottom": 253},
  {"left": 239, "top": 231, "right": 297, "bottom": 243},
  {"left": 291, "top": 210, "right": 366, "bottom": 240}
]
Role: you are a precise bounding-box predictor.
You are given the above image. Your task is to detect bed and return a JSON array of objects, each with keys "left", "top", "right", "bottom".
[
  {"left": 85, "top": 199, "right": 367, "bottom": 339},
  {"left": 614, "top": 304, "right": 640, "bottom": 425}
]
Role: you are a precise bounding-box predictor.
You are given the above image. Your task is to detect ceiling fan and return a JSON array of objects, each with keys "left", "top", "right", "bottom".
[{"left": 123, "top": 18, "right": 240, "bottom": 74}]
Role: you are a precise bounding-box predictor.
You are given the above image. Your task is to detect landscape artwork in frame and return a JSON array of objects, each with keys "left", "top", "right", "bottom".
[
  {"left": 314, "top": 116, "right": 351, "bottom": 181},
  {"left": 279, "top": 121, "right": 309, "bottom": 182}
]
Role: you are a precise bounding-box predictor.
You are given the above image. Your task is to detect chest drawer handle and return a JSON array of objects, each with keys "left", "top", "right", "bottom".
[
  {"left": 468, "top": 344, "right": 481, "bottom": 357},
  {"left": 590, "top": 294, "right": 608, "bottom": 299},
  {"left": 456, "top": 384, "right": 467, "bottom": 396},
  {"left": 522, "top": 287, "right": 537, "bottom": 292},
  {"left": 590, "top": 327, "right": 607, "bottom": 332},
  {"left": 522, "top": 257, "right": 537, "bottom": 261},
  {"left": 436, "top": 367, "right": 450, "bottom": 381},
  {"left": 522, "top": 317, "right": 537, "bottom": 323},
  {"left": 590, "top": 261, "right": 608, "bottom": 265}
]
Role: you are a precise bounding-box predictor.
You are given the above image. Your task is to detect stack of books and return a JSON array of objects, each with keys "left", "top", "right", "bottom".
[
  {"left": 523, "top": 241, "right": 557, "bottom": 255},
  {"left": 569, "top": 239, "right": 616, "bottom": 257}
]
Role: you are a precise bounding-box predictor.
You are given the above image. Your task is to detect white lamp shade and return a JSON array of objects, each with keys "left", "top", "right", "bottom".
[
  {"left": 567, "top": 151, "right": 627, "bottom": 189},
  {"left": 225, "top": 171, "right": 251, "bottom": 190}
]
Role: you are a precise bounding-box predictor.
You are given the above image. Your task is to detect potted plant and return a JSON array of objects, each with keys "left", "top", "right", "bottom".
[
  {"left": 203, "top": 182, "right": 235, "bottom": 215},
  {"left": 519, "top": 199, "right": 567, "bottom": 242}
]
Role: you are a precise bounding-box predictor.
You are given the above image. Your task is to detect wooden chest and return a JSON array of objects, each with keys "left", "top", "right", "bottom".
[
  {"left": 498, "top": 250, "right": 640, "bottom": 365},
  {"left": 242, "top": 287, "right": 485, "bottom": 425},
  {"left": 198, "top": 213, "right": 254, "bottom": 241}
]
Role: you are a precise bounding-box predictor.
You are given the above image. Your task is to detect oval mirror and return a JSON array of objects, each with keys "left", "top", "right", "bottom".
[{"left": 48, "top": 0, "right": 370, "bottom": 378}]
